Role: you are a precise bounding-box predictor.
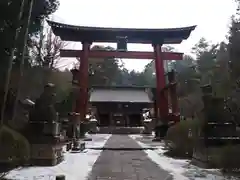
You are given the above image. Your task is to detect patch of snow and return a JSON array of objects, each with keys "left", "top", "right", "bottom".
[
  {"left": 130, "top": 135, "right": 236, "bottom": 180},
  {"left": 129, "top": 134, "right": 145, "bottom": 139},
  {"left": 4, "top": 134, "right": 111, "bottom": 180},
  {"left": 134, "top": 138, "right": 188, "bottom": 180},
  {"left": 143, "top": 119, "right": 152, "bottom": 122},
  {"left": 5, "top": 150, "right": 99, "bottom": 180}
]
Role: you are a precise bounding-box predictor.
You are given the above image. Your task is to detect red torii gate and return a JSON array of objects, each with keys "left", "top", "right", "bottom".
[{"left": 48, "top": 21, "right": 196, "bottom": 124}]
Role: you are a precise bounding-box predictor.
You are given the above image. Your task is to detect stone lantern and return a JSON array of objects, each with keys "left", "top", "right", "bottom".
[
  {"left": 143, "top": 118, "right": 152, "bottom": 134},
  {"left": 70, "top": 68, "right": 79, "bottom": 85},
  {"left": 68, "top": 112, "right": 85, "bottom": 151}
]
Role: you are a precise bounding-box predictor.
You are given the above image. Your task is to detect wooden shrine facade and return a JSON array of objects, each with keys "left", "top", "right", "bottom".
[
  {"left": 48, "top": 21, "right": 196, "bottom": 123},
  {"left": 89, "top": 86, "right": 153, "bottom": 127}
]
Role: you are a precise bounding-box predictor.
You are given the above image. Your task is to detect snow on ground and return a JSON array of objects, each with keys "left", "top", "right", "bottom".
[
  {"left": 4, "top": 134, "right": 111, "bottom": 180},
  {"left": 130, "top": 134, "right": 239, "bottom": 180}
]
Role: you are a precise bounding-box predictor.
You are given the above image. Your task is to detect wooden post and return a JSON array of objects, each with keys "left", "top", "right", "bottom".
[{"left": 153, "top": 44, "right": 169, "bottom": 122}]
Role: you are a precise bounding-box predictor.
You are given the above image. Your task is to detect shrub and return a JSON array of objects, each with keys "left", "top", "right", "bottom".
[
  {"left": 164, "top": 119, "right": 201, "bottom": 158},
  {"left": 210, "top": 145, "right": 240, "bottom": 171},
  {"left": 164, "top": 118, "right": 240, "bottom": 170},
  {"left": 0, "top": 125, "right": 30, "bottom": 166}
]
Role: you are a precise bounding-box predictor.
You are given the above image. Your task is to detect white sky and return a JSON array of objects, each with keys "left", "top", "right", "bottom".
[{"left": 52, "top": 0, "right": 236, "bottom": 71}]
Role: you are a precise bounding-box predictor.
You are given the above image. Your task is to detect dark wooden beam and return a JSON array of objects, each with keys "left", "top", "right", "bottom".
[{"left": 60, "top": 49, "right": 183, "bottom": 60}]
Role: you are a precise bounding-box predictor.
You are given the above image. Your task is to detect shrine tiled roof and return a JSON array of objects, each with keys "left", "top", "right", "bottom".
[
  {"left": 47, "top": 20, "right": 196, "bottom": 44},
  {"left": 89, "top": 88, "right": 153, "bottom": 103}
]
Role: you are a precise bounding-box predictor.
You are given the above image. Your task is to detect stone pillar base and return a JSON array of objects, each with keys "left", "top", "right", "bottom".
[
  {"left": 192, "top": 147, "right": 209, "bottom": 168},
  {"left": 79, "top": 123, "right": 86, "bottom": 138},
  {"left": 30, "top": 143, "right": 64, "bottom": 166},
  {"left": 71, "top": 140, "right": 85, "bottom": 152},
  {"left": 153, "top": 123, "right": 169, "bottom": 141}
]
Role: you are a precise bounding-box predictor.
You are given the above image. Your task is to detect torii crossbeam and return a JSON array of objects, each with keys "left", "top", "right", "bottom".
[
  {"left": 60, "top": 49, "right": 183, "bottom": 60},
  {"left": 48, "top": 20, "right": 196, "bottom": 124}
]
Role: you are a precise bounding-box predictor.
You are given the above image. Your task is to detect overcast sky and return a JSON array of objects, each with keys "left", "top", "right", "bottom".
[{"left": 52, "top": 0, "right": 236, "bottom": 71}]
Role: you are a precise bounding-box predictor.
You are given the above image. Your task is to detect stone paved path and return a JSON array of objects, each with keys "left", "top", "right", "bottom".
[{"left": 87, "top": 135, "right": 172, "bottom": 180}]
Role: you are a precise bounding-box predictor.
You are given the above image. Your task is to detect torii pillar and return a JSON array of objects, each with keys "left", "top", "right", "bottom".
[
  {"left": 153, "top": 43, "right": 169, "bottom": 123},
  {"left": 168, "top": 70, "right": 180, "bottom": 122},
  {"left": 75, "top": 42, "right": 91, "bottom": 124}
]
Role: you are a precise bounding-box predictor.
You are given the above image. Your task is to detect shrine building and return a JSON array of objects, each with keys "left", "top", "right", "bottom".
[{"left": 89, "top": 86, "right": 154, "bottom": 127}]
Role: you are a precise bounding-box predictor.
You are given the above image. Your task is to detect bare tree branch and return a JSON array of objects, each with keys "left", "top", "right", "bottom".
[{"left": 31, "top": 25, "right": 68, "bottom": 69}]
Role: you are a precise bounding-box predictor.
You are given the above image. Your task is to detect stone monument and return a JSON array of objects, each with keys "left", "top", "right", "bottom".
[{"left": 192, "top": 84, "right": 239, "bottom": 168}]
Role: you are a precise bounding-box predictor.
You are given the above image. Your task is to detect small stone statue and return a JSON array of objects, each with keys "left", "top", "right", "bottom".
[{"left": 29, "top": 83, "right": 58, "bottom": 123}]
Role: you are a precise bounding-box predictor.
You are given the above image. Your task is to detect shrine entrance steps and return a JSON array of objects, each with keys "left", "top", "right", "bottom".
[
  {"left": 97, "top": 126, "right": 144, "bottom": 134},
  {"left": 87, "top": 135, "right": 172, "bottom": 180}
]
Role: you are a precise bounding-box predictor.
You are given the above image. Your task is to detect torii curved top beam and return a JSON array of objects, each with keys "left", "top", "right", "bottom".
[{"left": 47, "top": 20, "right": 196, "bottom": 44}]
